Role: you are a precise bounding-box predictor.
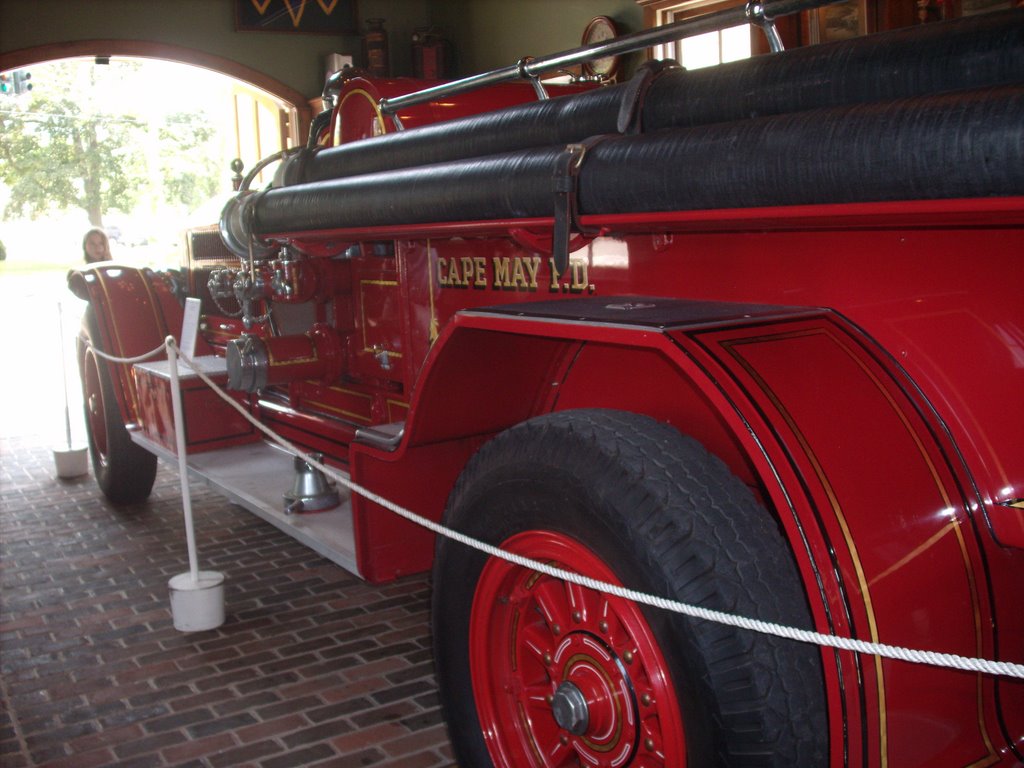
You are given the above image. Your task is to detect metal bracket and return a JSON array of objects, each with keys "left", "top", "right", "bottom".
[
  {"left": 746, "top": 0, "right": 786, "bottom": 53},
  {"left": 517, "top": 57, "right": 550, "bottom": 101},
  {"left": 375, "top": 0, "right": 832, "bottom": 117},
  {"left": 552, "top": 138, "right": 614, "bottom": 275}
]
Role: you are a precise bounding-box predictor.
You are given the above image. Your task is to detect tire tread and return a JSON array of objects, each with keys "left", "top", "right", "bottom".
[{"left": 439, "top": 408, "right": 827, "bottom": 766}]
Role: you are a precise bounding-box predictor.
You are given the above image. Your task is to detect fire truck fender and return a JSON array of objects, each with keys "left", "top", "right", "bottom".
[
  {"left": 67, "top": 265, "right": 184, "bottom": 504},
  {"left": 366, "top": 296, "right": 1002, "bottom": 763},
  {"left": 68, "top": 264, "right": 183, "bottom": 425}
]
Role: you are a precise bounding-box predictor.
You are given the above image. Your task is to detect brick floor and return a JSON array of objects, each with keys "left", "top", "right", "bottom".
[{"left": 0, "top": 435, "right": 455, "bottom": 768}]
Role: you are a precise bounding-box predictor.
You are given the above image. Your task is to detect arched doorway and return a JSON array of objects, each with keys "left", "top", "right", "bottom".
[
  {"left": 0, "top": 40, "right": 317, "bottom": 441},
  {"left": 1, "top": 40, "right": 315, "bottom": 247},
  {"left": 0, "top": 39, "right": 313, "bottom": 142}
]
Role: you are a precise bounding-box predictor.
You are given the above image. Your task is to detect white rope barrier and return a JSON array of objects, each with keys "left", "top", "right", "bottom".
[
  {"left": 84, "top": 336, "right": 1024, "bottom": 680},
  {"left": 88, "top": 341, "right": 167, "bottom": 365}
]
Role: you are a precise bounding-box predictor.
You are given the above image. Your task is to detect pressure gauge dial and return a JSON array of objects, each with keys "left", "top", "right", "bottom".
[{"left": 581, "top": 16, "right": 620, "bottom": 80}]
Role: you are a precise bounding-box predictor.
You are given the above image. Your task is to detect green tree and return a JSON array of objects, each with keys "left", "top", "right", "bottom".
[
  {"left": 159, "top": 111, "right": 221, "bottom": 211},
  {"left": 0, "top": 93, "right": 146, "bottom": 227},
  {"left": 0, "top": 59, "right": 228, "bottom": 230}
]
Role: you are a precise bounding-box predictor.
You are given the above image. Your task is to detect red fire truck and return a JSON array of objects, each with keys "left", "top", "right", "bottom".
[{"left": 70, "top": 3, "right": 1023, "bottom": 766}]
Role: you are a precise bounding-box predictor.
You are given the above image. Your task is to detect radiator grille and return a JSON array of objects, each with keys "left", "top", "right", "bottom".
[
  {"left": 183, "top": 225, "right": 241, "bottom": 309},
  {"left": 185, "top": 225, "right": 238, "bottom": 266}
]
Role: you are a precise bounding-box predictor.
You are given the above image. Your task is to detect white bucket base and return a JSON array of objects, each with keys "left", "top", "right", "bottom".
[
  {"left": 169, "top": 571, "right": 226, "bottom": 632},
  {"left": 53, "top": 446, "right": 89, "bottom": 478}
]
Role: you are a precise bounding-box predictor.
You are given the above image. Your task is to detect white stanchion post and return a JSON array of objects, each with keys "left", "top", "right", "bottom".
[
  {"left": 165, "top": 336, "right": 225, "bottom": 632},
  {"left": 167, "top": 337, "right": 200, "bottom": 582}
]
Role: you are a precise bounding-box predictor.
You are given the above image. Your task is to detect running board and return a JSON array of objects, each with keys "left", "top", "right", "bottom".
[{"left": 131, "top": 431, "right": 361, "bottom": 577}]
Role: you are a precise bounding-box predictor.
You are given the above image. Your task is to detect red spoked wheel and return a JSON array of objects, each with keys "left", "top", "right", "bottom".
[
  {"left": 470, "top": 531, "right": 686, "bottom": 767},
  {"left": 78, "top": 311, "right": 157, "bottom": 504},
  {"left": 434, "top": 409, "right": 827, "bottom": 767}
]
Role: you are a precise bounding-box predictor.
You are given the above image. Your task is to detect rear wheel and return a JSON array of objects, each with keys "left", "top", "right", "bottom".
[
  {"left": 80, "top": 313, "right": 157, "bottom": 504},
  {"left": 433, "top": 409, "right": 827, "bottom": 767}
]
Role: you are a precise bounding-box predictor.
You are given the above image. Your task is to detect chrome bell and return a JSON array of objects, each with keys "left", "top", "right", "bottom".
[{"left": 283, "top": 453, "right": 340, "bottom": 514}]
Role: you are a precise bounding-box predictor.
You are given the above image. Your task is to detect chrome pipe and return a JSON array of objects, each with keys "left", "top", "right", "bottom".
[{"left": 378, "top": 0, "right": 841, "bottom": 117}]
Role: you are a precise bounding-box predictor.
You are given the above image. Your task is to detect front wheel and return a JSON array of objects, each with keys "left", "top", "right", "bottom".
[
  {"left": 79, "top": 312, "right": 157, "bottom": 504},
  {"left": 433, "top": 409, "right": 827, "bottom": 767}
]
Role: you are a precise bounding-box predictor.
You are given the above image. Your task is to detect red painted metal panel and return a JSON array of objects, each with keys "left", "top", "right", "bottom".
[
  {"left": 353, "top": 277, "right": 404, "bottom": 382},
  {"left": 333, "top": 77, "right": 594, "bottom": 141},
  {"left": 69, "top": 265, "right": 171, "bottom": 424},
  {"left": 349, "top": 438, "right": 481, "bottom": 583},
  {"left": 134, "top": 367, "right": 257, "bottom": 453},
  {"left": 685, "top": 316, "right": 1003, "bottom": 767},
  {"left": 389, "top": 203, "right": 1024, "bottom": 555},
  {"left": 390, "top": 288, "right": 1022, "bottom": 763}
]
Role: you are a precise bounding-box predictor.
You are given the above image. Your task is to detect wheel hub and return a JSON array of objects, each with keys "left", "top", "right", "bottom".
[
  {"left": 550, "top": 632, "right": 636, "bottom": 762},
  {"left": 469, "top": 530, "right": 686, "bottom": 766},
  {"left": 551, "top": 681, "right": 589, "bottom": 735}
]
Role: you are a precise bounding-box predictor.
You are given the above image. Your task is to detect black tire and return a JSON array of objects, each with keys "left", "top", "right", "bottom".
[
  {"left": 433, "top": 408, "right": 827, "bottom": 767},
  {"left": 79, "top": 311, "right": 157, "bottom": 504}
]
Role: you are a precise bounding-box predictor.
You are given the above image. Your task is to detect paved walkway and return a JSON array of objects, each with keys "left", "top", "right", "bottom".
[{"left": 0, "top": 434, "right": 454, "bottom": 767}]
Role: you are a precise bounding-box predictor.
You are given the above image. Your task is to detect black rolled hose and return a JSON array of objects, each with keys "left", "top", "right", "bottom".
[
  {"left": 251, "top": 86, "right": 1024, "bottom": 236},
  {"left": 255, "top": 148, "right": 563, "bottom": 234},
  {"left": 280, "top": 10, "right": 1023, "bottom": 188},
  {"left": 641, "top": 9, "right": 1024, "bottom": 130},
  {"left": 580, "top": 85, "right": 1024, "bottom": 214},
  {"left": 295, "top": 85, "right": 625, "bottom": 185}
]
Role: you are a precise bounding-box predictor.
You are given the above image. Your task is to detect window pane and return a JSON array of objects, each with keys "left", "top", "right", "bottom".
[
  {"left": 720, "top": 24, "right": 751, "bottom": 63},
  {"left": 679, "top": 29, "right": 721, "bottom": 69},
  {"left": 678, "top": 24, "right": 750, "bottom": 70}
]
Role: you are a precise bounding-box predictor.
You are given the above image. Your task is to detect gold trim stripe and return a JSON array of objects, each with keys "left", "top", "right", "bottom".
[
  {"left": 339, "top": 89, "right": 386, "bottom": 136},
  {"left": 303, "top": 398, "right": 372, "bottom": 423},
  {"left": 426, "top": 240, "right": 440, "bottom": 343},
  {"left": 327, "top": 385, "right": 372, "bottom": 400},
  {"left": 360, "top": 279, "right": 403, "bottom": 357},
  {"left": 722, "top": 330, "right": 885, "bottom": 713},
  {"left": 721, "top": 323, "right": 996, "bottom": 767}
]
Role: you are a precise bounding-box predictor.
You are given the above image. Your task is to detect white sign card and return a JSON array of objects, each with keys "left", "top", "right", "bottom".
[{"left": 180, "top": 297, "right": 202, "bottom": 361}]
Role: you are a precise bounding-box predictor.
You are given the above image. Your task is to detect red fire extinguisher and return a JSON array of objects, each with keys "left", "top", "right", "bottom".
[{"left": 412, "top": 27, "right": 450, "bottom": 80}]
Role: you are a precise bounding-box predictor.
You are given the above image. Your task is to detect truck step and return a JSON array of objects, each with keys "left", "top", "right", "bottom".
[{"left": 130, "top": 431, "right": 360, "bottom": 577}]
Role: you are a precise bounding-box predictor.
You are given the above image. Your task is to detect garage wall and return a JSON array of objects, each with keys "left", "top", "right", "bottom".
[
  {"left": 429, "top": 0, "right": 643, "bottom": 75},
  {"left": 0, "top": 0, "right": 431, "bottom": 99},
  {"left": 1, "top": 0, "right": 644, "bottom": 100}
]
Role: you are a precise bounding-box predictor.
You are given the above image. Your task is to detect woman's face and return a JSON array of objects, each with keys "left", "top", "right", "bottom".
[{"left": 85, "top": 232, "right": 109, "bottom": 263}]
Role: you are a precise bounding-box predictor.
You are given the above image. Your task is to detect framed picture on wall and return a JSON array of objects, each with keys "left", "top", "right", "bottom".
[
  {"left": 810, "top": 0, "right": 869, "bottom": 43},
  {"left": 235, "top": 0, "right": 357, "bottom": 34}
]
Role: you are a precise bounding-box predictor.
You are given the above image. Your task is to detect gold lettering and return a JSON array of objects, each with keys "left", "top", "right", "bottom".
[
  {"left": 494, "top": 257, "right": 512, "bottom": 289},
  {"left": 570, "top": 260, "right": 589, "bottom": 293},
  {"left": 448, "top": 257, "right": 462, "bottom": 286},
  {"left": 460, "top": 257, "right": 474, "bottom": 288},
  {"left": 512, "top": 258, "right": 528, "bottom": 289},
  {"left": 547, "top": 257, "right": 595, "bottom": 293},
  {"left": 523, "top": 256, "right": 540, "bottom": 290},
  {"left": 548, "top": 257, "right": 562, "bottom": 292},
  {"left": 442, "top": 254, "right": 591, "bottom": 293}
]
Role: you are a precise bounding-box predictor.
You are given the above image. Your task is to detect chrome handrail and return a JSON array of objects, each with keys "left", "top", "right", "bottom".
[{"left": 376, "top": 0, "right": 841, "bottom": 124}]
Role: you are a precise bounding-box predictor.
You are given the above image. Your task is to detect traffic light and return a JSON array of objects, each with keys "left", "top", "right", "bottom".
[
  {"left": 1, "top": 70, "right": 31, "bottom": 96},
  {"left": 13, "top": 70, "right": 32, "bottom": 95}
]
